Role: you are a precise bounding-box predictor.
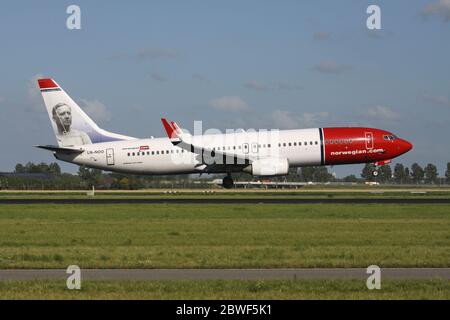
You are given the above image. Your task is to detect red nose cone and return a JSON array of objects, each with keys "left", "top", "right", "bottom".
[{"left": 399, "top": 139, "right": 413, "bottom": 154}]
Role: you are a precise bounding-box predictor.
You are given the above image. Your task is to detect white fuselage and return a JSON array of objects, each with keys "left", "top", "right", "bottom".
[{"left": 56, "top": 129, "right": 323, "bottom": 175}]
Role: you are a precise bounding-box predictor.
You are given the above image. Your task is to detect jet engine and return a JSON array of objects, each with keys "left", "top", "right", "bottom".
[{"left": 243, "top": 157, "right": 289, "bottom": 176}]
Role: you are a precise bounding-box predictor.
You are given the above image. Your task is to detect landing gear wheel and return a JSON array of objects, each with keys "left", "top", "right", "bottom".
[
  {"left": 222, "top": 176, "right": 234, "bottom": 189},
  {"left": 372, "top": 170, "right": 379, "bottom": 177}
]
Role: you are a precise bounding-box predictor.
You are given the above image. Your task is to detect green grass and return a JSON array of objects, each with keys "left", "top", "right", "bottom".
[
  {"left": 1, "top": 192, "right": 450, "bottom": 200},
  {"left": 0, "top": 279, "right": 449, "bottom": 299},
  {"left": 0, "top": 204, "right": 449, "bottom": 268},
  {"left": 1, "top": 187, "right": 450, "bottom": 200}
]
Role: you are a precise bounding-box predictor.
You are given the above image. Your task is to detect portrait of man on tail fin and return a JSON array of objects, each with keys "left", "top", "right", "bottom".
[{"left": 52, "top": 103, "right": 92, "bottom": 147}]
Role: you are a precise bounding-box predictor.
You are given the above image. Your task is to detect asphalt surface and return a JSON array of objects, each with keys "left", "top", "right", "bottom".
[
  {"left": 1, "top": 198, "right": 450, "bottom": 204},
  {"left": 0, "top": 268, "right": 449, "bottom": 280}
]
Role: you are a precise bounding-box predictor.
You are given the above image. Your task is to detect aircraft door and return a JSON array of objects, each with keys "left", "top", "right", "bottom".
[
  {"left": 365, "top": 132, "right": 374, "bottom": 150},
  {"left": 106, "top": 148, "right": 115, "bottom": 166}
]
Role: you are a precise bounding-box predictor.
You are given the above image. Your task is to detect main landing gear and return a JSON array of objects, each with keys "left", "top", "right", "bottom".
[
  {"left": 372, "top": 170, "right": 379, "bottom": 177},
  {"left": 222, "top": 173, "right": 234, "bottom": 189}
]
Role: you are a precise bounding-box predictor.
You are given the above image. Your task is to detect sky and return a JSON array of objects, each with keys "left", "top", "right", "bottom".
[{"left": 0, "top": 0, "right": 449, "bottom": 177}]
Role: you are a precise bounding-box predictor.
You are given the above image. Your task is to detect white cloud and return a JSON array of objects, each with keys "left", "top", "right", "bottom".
[
  {"left": 79, "top": 99, "right": 111, "bottom": 122},
  {"left": 192, "top": 73, "right": 209, "bottom": 82},
  {"left": 27, "top": 73, "right": 45, "bottom": 112},
  {"left": 313, "top": 31, "right": 331, "bottom": 40},
  {"left": 243, "top": 80, "right": 302, "bottom": 92},
  {"left": 209, "top": 96, "right": 250, "bottom": 112},
  {"left": 366, "top": 106, "right": 400, "bottom": 121},
  {"left": 422, "top": 94, "right": 450, "bottom": 107},
  {"left": 274, "top": 81, "right": 303, "bottom": 91},
  {"left": 150, "top": 72, "right": 168, "bottom": 82},
  {"left": 109, "top": 47, "right": 181, "bottom": 61},
  {"left": 313, "top": 60, "right": 352, "bottom": 74},
  {"left": 271, "top": 110, "right": 329, "bottom": 129},
  {"left": 420, "top": 0, "right": 450, "bottom": 21},
  {"left": 243, "top": 80, "right": 270, "bottom": 92},
  {"left": 136, "top": 47, "right": 181, "bottom": 60}
]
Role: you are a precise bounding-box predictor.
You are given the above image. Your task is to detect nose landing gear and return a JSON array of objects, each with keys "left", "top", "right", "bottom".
[
  {"left": 371, "top": 160, "right": 391, "bottom": 178},
  {"left": 222, "top": 174, "right": 234, "bottom": 189}
]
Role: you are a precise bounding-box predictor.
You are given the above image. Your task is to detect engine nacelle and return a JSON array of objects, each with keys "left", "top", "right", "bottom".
[{"left": 243, "top": 157, "right": 289, "bottom": 176}]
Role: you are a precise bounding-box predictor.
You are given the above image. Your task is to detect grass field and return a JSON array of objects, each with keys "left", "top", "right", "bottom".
[
  {"left": 0, "top": 279, "right": 449, "bottom": 299},
  {"left": 0, "top": 203, "right": 449, "bottom": 269},
  {"left": 1, "top": 188, "right": 450, "bottom": 200}
]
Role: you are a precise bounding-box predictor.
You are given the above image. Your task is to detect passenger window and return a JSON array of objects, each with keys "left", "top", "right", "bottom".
[
  {"left": 310, "top": 141, "right": 313, "bottom": 145},
  {"left": 293, "top": 142, "right": 297, "bottom": 146},
  {"left": 152, "top": 151, "right": 155, "bottom": 155},
  {"left": 268, "top": 144, "right": 271, "bottom": 148},
  {"left": 288, "top": 143, "right": 292, "bottom": 146},
  {"left": 315, "top": 141, "right": 318, "bottom": 145},
  {"left": 283, "top": 143, "right": 286, "bottom": 147}
]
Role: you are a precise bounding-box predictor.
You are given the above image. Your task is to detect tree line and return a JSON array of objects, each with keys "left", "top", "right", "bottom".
[
  {"left": 1, "top": 161, "right": 449, "bottom": 190},
  {"left": 0, "top": 162, "right": 211, "bottom": 190},
  {"left": 360, "top": 162, "right": 450, "bottom": 184}
]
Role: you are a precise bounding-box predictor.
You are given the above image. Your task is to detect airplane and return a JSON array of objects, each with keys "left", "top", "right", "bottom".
[{"left": 36, "top": 78, "right": 413, "bottom": 188}]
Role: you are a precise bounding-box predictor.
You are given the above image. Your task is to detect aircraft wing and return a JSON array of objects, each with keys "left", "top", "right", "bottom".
[
  {"left": 161, "top": 118, "right": 252, "bottom": 169},
  {"left": 35, "top": 145, "right": 84, "bottom": 154}
]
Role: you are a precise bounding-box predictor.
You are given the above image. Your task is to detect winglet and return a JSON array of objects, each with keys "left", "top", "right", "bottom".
[{"left": 161, "top": 118, "right": 178, "bottom": 139}]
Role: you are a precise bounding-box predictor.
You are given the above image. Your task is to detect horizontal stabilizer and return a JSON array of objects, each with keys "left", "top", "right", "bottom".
[{"left": 35, "top": 145, "right": 84, "bottom": 154}]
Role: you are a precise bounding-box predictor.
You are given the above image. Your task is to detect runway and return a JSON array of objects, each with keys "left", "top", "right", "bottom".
[
  {"left": 1, "top": 268, "right": 449, "bottom": 280},
  {"left": 1, "top": 198, "right": 450, "bottom": 204}
]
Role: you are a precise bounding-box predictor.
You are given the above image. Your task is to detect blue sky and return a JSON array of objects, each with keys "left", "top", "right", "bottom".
[{"left": 0, "top": 0, "right": 449, "bottom": 177}]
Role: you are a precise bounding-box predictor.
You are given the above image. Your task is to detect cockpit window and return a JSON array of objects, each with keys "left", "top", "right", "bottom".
[{"left": 383, "top": 134, "right": 397, "bottom": 141}]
